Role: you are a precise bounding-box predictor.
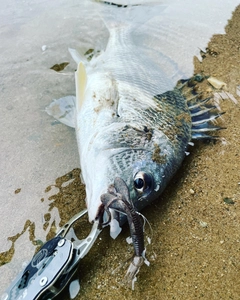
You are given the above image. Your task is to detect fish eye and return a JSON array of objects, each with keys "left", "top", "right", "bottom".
[{"left": 133, "top": 171, "right": 153, "bottom": 194}]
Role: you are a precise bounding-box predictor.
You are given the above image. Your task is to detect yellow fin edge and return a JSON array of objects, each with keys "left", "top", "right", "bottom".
[{"left": 75, "top": 62, "right": 87, "bottom": 110}]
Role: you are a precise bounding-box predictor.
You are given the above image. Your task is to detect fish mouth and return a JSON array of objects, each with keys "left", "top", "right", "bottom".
[{"left": 98, "top": 177, "right": 146, "bottom": 286}]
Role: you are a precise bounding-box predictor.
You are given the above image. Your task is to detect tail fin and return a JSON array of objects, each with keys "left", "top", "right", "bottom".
[
  {"left": 93, "top": 0, "right": 166, "bottom": 32},
  {"left": 176, "top": 76, "right": 226, "bottom": 140}
]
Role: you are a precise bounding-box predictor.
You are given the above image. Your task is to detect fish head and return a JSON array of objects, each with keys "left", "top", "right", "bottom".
[
  {"left": 84, "top": 144, "right": 172, "bottom": 238},
  {"left": 113, "top": 149, "right": 168, "bottom": 223}
]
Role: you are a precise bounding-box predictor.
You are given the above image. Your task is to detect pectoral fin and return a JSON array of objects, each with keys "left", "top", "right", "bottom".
[
  {"left": 68, "top": 48, "right": 88, "bottom": 65},
  {"left": 46, "top": 95, "right": 76, "bottom": 128}
]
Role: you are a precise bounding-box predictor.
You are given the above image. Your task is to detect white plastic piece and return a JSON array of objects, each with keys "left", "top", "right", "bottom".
[
  {"left": 207, "top": 76, "right": 226, "bottom": 89},
  {"left": 69, "top": 279, "right": 80, "bottom": 299},
  {"left": 126, "top": 236, "right": 132, "bottom": 244},
  {"left": 110, "top": 218, "right": 122, "bottom": 239}
]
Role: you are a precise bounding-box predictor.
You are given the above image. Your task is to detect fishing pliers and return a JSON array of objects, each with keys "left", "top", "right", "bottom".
[{"left": 2, "top": 209, "right": 101, "bottom": 300}]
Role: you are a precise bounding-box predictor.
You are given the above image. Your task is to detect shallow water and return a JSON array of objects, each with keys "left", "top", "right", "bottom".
[{"left": 0, "top": 1, "right": 240, "bottom": 298}]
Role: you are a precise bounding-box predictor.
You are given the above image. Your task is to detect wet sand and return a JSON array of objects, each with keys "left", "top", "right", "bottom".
[
  {"left": 1, "top": 4, "right": 240, "bottom": 300},
  {"left": 51, "top": 6, "right": 240, "bottom": 300}
]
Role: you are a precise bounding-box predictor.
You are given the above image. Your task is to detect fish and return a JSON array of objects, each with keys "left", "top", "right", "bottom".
[{"left": 46, "top": 0, "right": 225, "bottom": 287}]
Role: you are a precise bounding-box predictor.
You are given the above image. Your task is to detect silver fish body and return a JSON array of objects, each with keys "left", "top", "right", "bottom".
[
  {"left": 46, "top": 2, "right": 224, "bottom": 286},
  {"left": 74, "top": 60, "right": 192, "bottom": 234},
  {"left": 47, "top": 3, "right": 221, "bottom": 238}
]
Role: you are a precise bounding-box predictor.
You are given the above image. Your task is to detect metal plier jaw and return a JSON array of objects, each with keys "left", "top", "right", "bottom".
[{"left": 2, "top": 209, "right": 101, "bottom": 300}]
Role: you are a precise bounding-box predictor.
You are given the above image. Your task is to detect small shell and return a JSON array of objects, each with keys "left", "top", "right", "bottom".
[
  {"left": 189, "top": 188, "right": 195, "bottom": 195},
  {"left": 207, "top": 76, "right": 226, "bottom": 89},
  {"left": 236, "top": 85, "right": 240, "bottom": 97},
  {"left": 41, "top": 45, "right": 47, "bottom": 51},
  {"left": 199, "top": 221, "right": 208, "bottom": 228}
]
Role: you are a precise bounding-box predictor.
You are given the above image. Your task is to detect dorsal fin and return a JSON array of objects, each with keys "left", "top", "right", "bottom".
[{"left": 75, "top": 62, "right": 87, "bottom": 111}]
